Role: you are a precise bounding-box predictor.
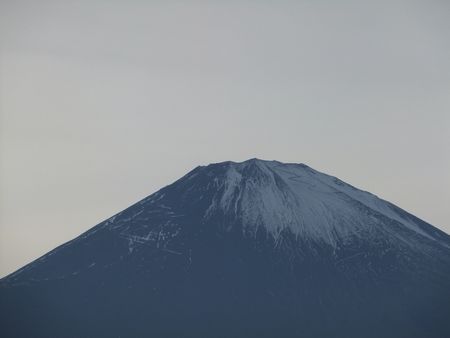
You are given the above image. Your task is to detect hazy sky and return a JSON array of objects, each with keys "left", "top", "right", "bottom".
[{"left": 1, "top": 0, "right": 449, "bottom": 277}]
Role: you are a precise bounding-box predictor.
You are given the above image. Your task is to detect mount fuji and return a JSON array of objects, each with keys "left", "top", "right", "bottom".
[{"left": 1, "top": 159, "right": 450, "bottom": 337}]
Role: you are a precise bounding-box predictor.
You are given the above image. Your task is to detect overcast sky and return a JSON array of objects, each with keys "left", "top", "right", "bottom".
[{"left": 1, "top": 0, "right": 449, "bottom": 277}]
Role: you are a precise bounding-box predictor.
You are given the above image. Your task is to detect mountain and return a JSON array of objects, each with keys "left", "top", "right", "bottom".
[{"left": 1, "top": 159, "right": 450, "bottom": 338}]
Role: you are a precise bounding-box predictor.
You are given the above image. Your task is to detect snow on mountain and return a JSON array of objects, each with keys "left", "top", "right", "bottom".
[
  {"left": 204, "top": 159, "right": 432, "bottom": 241},
  {"left": 100, "top": 158, "right": 446, "bottom": 254}
]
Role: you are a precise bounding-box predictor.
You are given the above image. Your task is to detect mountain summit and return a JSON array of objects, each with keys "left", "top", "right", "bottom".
[{"left": 2, "top": 159, "right": 450, "bottom": 338}]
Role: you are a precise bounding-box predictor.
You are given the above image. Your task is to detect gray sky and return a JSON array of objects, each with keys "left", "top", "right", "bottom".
[{"left": 1, "top": 0, "right": 449, "bottom": 278}]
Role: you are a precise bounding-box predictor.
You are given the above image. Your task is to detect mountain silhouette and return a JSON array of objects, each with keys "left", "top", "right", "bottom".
[{"left": 2, "top": 159, "right": 450, "bottom": 337}]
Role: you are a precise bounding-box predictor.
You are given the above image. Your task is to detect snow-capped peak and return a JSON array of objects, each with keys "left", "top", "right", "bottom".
[{"left": 202, "top": 159, "right": 440, "bottom": 246}]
